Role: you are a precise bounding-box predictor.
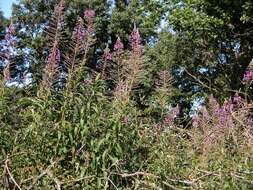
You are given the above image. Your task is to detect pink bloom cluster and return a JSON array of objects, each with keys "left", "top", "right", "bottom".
[
  {"left": 192, "top": 94, "right": 252, "bottom": 131},
  {"left": 102, "top": 37, "right": 124, "bottom": 62},
  {"left": 46, "top": 44, "right": 60, "bottom": 73},
  {"left": 218, "top": 99, "right": 234, "bottom": 126},
  {"left": 84, "top": 9, "right": 95, "bottom": 34},
  {"left": 129, "top": 25, "right": 142, "bottom": 53},
  {"left": 164, "top": 106, "right": 180, "bottom": 126},
  {"left": 191, "top": 94, "right": 253, "bottom": 147},
  {"left": 102, "top": 46, "right": 112, "bottom": 62},
  {"left": 233, "top": 95, "right": 243, "bottom": 104},
  {"left": 114, "top": 37, "right": 124, "bottom": 52},
  {"left": 55, "top": 0, "right": 65, "bottom": 14},
  {"left": 248, "top": 118, "right": 253, "bottom": 126},
  {"left": 72, "top": 19, "right": 85, "bottom": 41},
  {"left": 193, "top": 96, "right": 235, "bottom": 128},
  {"left": 5, "top": 23, "right": 15, "bottom": 44},
  {"left": 71, "top": 9, "right": 96, "bottom": 43},
  {"left": 84, "top": 9, "right": 95, "bottom": 23},
  {"left": 243, "top": 69, "right": 253, "bottom": 83},
  {"left": 101, "top": 26, "right": 142, "bottom": 68}
]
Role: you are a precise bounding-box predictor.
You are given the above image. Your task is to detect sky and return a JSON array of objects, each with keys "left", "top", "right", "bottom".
[{"left": 0, "top": 0, "right": 18, "bottom": 18}]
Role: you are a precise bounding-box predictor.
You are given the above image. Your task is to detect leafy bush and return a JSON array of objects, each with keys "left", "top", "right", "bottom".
[{"left": 0, "top": 0, "right": 252, "bottom": 189}]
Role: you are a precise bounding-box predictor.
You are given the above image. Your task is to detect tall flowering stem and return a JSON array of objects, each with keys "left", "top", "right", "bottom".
[
  {"left": 102, "top": 48, "right": 112, "bottom": 62},
  {"left": 80, "top": 9, "right": 96, "bottom": 65},
  {"left": 114, "top": 37, "right": 124, "bottom": 52},
  {"left": 2, "top": 21, "right": 16, "bottom": 83},
  {"left": 67, "top": 17, "right": 86, "bottom": 72},
  {"left": 3, "top": 63, "right": 11, "bottom": 82},
  {"left": 44, "top": 0, "right": 65, "bottom": 44},
  {"left": 54, "top": 0, "right": 65, "bottom": 31},
  {"left": 101, "top": 45, "right": 112, "bottom": 79},
  {"left": 112, "top": 25, "right": 144, "bottom": 106},
  {"left": 243, "top": 60, "right": 253, "bottom": 84},
  {"left": 72, "top": 17, "right": 85, "bottom": 42},
  {"left": 84, "top": 9, "right": 95, "bottom": 34},
  {"left": 129, "top": 24, "right": 142, "bottom": 54},
  {"left": 43, "top": 42, "right": 61, "bottom": 88},
  {"left": 42, "top": 0, "right": 65, "bottom": 89},
  {"left": 64, "top": 9, "right": 96, "bottom": 94},
  {"left": 243, "top": 69, "right": 253, "bottom": 83},
  {"left": 111, "top": 37, "right": 125, "bottom": 85},
  {"left": 126, "top": 25, "right": 144, "bottom": 100},
  {"left": 4, "top": 22, "right": 15, "bottom": 47},
  {"left": 79, "top": 9, "right": 96, "bottom": 63},
  {"left": 46, "top": 43, "right": 60, "bottom": 73}
]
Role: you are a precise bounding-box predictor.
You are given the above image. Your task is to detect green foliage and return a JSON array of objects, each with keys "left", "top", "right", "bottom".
[
  {"left": 168, "top": 0, "right": 253, "bottom": 104},
  {"left": 0, "top": 0, "right": 253, "bottom": 189}
]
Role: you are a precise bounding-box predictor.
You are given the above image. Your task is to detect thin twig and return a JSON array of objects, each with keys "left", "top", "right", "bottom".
[
  {"left": 197, "top": 169, "right": 221, "bottom": 178},
  {"left": 138, "top": 180, "right": 161, "bottom": 190},
  {"left": 197, "top": 169, "right": 253, "bottom": 184},
  {"left": 232, "top": 173, "right": 253, "bottom": 184},
  {"left": 27, "top": 159, "right": 61, "bottom": 190},
  {"left": 112, "top": 171, "right": 191, "bottom": 189},
  {"left": 47, "top": 170, "right": 61, "bottom": 190},
  {"left": 165, "top": 178, "right": 194, "bottom": 185},
  {"left": 112, "top": 171, "right": 158, "bottom": 178},
  {"left": 107, "top": 177, "right": 119, "bottom": 190},
  {"left": 62, "top": 175, "right": 95, "bottom": 185},
  {"left": 4, "top": 159, "right": 22, "bottom": 190},
  {"left": 162, "top": 181, "right": 185, "bottom": 190},
  {"left": 184, "top": 69, "right": 214, "bottom": 92}
]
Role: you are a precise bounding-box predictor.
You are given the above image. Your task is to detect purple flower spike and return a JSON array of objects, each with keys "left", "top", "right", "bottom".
[
  {"left": 192, "top": 114, "right": 199, "bottom": 127},
  {"left": 72, "top": 18, "right": 85, "bottom": 41},
  {"left": 163, "top": 106, "right": 180, "bottom": 126},
  {"left": 102, "top": 46, "right": 112, "bottom": 62},
  {"left": 55, "top": 0, "right": 65, "bottom": 14},
  {"left": 46, "top": 44, "right": 60, "bottom": 73},
  {"left": 243, "top": 69, "right": 253, "bottom": 83},
  {"left": 164, "top": 115, "right": 174, "bottom": 125},
  {"left": 114, "top": 37, "right": 124, "bottom": 52},
  {"left": 84, "top": 9, "right": 95, "bottom": 23},
  {"left": 129, "top": 24, "right": 142, "bottom": 53},
  {"left": 233, "top": 95, "right": 242, "bottom": 104},
  {"left": 5, "top": 23, "right": 15, "bottom": 42},
  {"left": 84, "top": 9, "right": 95, "bottom": 34},
  {"left": 2, "top": 21, "right": 16, "bottom": 82}
]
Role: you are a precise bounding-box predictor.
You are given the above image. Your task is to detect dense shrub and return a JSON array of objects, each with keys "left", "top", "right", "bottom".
[{"left": 0, "top": 0, "right": 252, "bottom": 189}]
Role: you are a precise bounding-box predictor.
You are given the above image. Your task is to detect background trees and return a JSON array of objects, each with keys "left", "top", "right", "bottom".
[
  {"left": 169, "top": 0, "right": 253, "bottom": 104},
  {"left": 1, "top": 0, "right": 253, "bottom": 113},
  {"left": 9, "top": 0, "right": 164, "bottom": 80}
]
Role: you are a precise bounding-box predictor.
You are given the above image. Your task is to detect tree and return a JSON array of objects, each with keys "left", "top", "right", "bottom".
[{"left": 169, "top": 0, "right": 253, "bottom": 103}]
